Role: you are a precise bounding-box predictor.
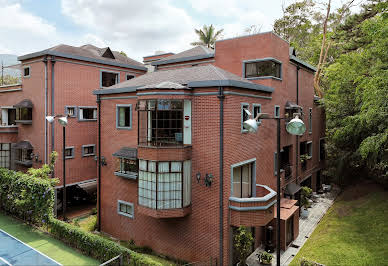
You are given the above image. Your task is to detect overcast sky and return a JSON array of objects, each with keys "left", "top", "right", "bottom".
[{"left": 0, "top": 0, "right": 354, "bottom": 62}]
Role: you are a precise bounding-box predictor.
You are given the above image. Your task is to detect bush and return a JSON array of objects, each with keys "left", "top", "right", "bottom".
[
  {"left": 48, "top": 218, "right": 162, "bottom": 266},
  {"left": 234, "top": 226, "right": 254, "bottom": 266},
  {"left": 300, "top": 257, "right": 324, "bottom": 266},
  {"left": 0, "top": 168, "right": 55, "bottom": 224}
]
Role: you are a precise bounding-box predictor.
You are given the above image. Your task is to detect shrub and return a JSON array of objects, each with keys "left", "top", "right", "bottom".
[
  {"left": 300, "top": 257, "right": 324, "bottom": 266},
  {"left": 301, "top": 186, "right": 313, "bottom": 208},
  {"left": 48, "top": 218, "right": 162, "bottom": 266},
  {"left": 0, "top": 168, "right": 55, "bottom": 224},
  {"left": 234, "top": 226, "right": 254, "bottom": 266}
]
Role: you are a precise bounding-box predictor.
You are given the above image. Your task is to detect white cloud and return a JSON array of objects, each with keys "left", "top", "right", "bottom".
[{"left": 60, "top": 0, "right": 199, "bottom": 61}]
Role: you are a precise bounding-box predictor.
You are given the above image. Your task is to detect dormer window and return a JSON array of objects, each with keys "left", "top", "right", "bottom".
[
  {"left": 101, "top": 47, "right": 115, "bottom": 59},
  {"left": 244, "top": 58, "right": 282, "bottom": 79}
]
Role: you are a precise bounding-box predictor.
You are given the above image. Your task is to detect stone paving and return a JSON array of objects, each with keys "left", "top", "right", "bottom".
[{"left": 246, "top": 187, "right": 340, "bottom": 266}]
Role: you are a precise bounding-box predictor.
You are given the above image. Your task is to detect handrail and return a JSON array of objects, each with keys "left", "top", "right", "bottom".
[{"left": 229, "top": 184, "right": 276, "bottom": 203}]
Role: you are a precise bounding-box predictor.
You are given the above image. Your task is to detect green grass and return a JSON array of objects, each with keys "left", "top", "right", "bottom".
[
  {"left": 72, "top": 215, "right": 97, "bottom": 232},
  {"left": 290, "top": 182, "right": 388, "bottom": 266},
  {"left": 0, "top": 212, "right": 99, "bottom": 266}
]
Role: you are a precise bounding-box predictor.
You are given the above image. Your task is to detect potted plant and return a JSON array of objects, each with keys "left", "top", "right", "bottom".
[
  {"left": 300, "top": 186, "right": 312, "bottom": 218},
  {"left": 258, "top": 251, "right": 273, "bottom": 265},
  {"left": 234, "top": 226, "right": 254, "bottom": 266},
  {"left": 300, "top": 154, "right": 309, "bottom": 169}
]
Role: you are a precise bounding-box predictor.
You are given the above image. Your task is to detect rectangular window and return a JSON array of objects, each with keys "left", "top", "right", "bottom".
[
  {"left": 65, "top": 147, "right": 74, "bottom": 159},
  {"left": 23, "top": 66, "right": 30, "bottom": 77},
  {"left": 82, "top": 144, "right": 95, "bottom": 157},
  {"left": 0, "top": 143, "right": 11, "bottom": 169},
  {"left": 16, "top": 108, "right": 32, "bottom": 121},
  {"left": 115, "top": 158, "right": 138, "bottom": 178},
  {"left": 244, "top": 59, "right": 281, "bottom": 79},
  {"left": 126, "top": 74, "right": 135, "bottom": 80},
  {"left": 307, "top": 141, "right": 313, "bottom": 158},
  {"left": 101, "top": 71, "right": 119, "bottom": 87},
  {"left": 274, "top": 105, "right": 280, "bottom": 118},
  {"left": 79, "top": 107, "right": 97, "bottom": 121},
  {"left": 138, "top": 100, "right": 184, "bottom": 146},
  {"left": 65, "top": 106, "right": 76, "bottom": 117},
  {"left": 252, "top": 104, "right": 261, "bottom": 124},
  {"left": 309, "top": 108, "right": 312, "bottom": 134},
  {"left": 319, "top": 138, "right": 325, "bottom": 161},
  {"left": 232, "top": 162, "right": 253, "bottom": 198},
  {"left": 116, "top": 105, "right": 132, "bottom": 129},
  {"left": 241, "top": 103, "right": 250, "bottom": 132},
  {"left": 138, "top": 160, "right": 191, "bottom": 210},
  {"left": 16, "top": 149, "right": 32, "bottom": 162},
  {"left": 117, "top": 200, "right": 134, "bottom": 219}
]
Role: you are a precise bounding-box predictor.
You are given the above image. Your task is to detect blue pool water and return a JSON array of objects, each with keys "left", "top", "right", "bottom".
[{"left": 0, "top": 230, "right": 61, "bottom": 266}]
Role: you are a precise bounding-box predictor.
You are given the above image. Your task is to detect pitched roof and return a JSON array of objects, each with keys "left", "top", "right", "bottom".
[
  {"left": 94, "top": 64, "right": 274, "bottom": 95},
  {"left": 18, "top": 44, "right": 147, "bottom": 71},
  {"left": 151, "top": 45, "right": 214, "bottom": 66}
]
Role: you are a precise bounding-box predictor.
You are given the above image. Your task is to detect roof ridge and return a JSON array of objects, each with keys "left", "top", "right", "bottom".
[{"left": 210, "top": 65, "right": 227, "bottom": 80}]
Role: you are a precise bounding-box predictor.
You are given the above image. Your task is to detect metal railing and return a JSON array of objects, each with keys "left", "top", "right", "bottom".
[{"left": 100, "top": 254, "right": 122, "bottom": 266}]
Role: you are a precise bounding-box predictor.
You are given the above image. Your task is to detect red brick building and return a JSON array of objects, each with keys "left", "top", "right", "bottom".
[
  {"left": 0, "top": 44, "right": 146, "bottom": 209},
  {"left": 95, "top": 32, "right": 325, "bottom": 265}
]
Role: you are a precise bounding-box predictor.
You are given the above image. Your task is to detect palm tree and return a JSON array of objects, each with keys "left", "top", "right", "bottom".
[{"left": 191, "top": 24, "right": 224, "bottom": 49}]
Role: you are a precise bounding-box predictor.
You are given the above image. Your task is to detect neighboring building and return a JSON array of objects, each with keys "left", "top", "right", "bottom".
[
  {"left": 94, "top": 32, "right": 325, "bottom": 265},
  {"left": 0, "top": 44, "right": 147, "bottom": 207}
]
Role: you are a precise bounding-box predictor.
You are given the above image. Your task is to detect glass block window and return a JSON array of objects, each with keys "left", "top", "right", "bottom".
[{"left": 0, "top": 143, "right": 10, "bottom": 169}]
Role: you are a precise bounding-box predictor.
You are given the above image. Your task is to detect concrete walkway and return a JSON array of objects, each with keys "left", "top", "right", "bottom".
[{"left": 246, "top": 187, "right": 340, "bottom": 266}]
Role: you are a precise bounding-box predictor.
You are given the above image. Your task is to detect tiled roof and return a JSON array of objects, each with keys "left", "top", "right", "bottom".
[
  {"left": 151, "top": 45, "right": 214, "bottom": 66},
  {"left": 94, "top": 65, "right": 274, "bottom": 95},
  {"left": 18, "top": 44, "right": 146, "bottom": 71}
]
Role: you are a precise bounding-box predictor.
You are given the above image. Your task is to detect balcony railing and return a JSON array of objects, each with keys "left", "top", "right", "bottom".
[{"left": 229, "top": 184, "right": 277, "bottom": 227}]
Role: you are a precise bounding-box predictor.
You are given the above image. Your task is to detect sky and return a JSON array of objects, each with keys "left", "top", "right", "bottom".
[{"left": 0, "top": 0, "right": 353, "bottom": 62}]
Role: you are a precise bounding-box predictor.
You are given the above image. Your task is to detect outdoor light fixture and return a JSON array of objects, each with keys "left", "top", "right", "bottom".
[
  {"left": 243, "top": 112, "right": 306, "bottom": 266},
  {"left": 46, "top": 114, "right": 69, "bottom": 221},
  {"left": 196, "top": 172, "right": 201, "bottom": 183}
]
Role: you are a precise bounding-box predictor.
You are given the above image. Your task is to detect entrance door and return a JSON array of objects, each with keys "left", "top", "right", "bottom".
[{"left": 286, "top": 216, "right": 294, "bottom": 246}]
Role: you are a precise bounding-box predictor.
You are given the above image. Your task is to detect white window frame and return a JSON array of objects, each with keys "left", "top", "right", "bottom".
[
  {"left": 65, "top": 106, "right": 77, "bottom": 118},
  {"left": 78, "top": 106, "right": 97, "bottom": 121},
  {"left": 100, "top": 69, "right": 120, "bottom": 88},
  {"left": 230, "top": 158, "right": 256, "bottom": 198},
  {"left": 82, "top": 144, "right": 95, "bottom": 157},
  {"left": 252, "top": 104, "right": 262, "bottom": 125},
  {"left": 23, "top": 66, "right": 31, "bottom": 78},
  {"left": 117, "top": 200, "right": 134, "bottom": 219},
  {"left": 65, "top": 146, "right": 75, "bottom": 159},
  {"left": 241, "top": 103, "right": 250, "bottom": 133},
  {"left": 274, "top": 105, "right": 280, "bottom": 118},
  {"left": 116, "top": 104, "right": 132, "bottom": 130}
]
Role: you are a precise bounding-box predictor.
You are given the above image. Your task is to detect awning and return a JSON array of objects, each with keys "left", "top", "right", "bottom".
[
  {"left": 112, "top": 147, "right": 137, "bottom": 159},
  {"left": 285, "top": 101, "right": 301, "bottom": 110},
  {"left": 14, "top": 99, "right": 33, "bottom": 108},
  {"left": 274, "top": 205, "right": 299, "bottom": 220},
  {"left": 285, "top": 182, "right": 301, "bottom": 196},
  {"left": 14, "top": 141, "right": 33, "bottom": 150}
]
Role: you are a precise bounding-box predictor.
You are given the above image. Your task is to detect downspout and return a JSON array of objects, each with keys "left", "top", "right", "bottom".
[
  {"left": 97, "top": 94, "right": 101, "bottom": 231},
  {"left": 44, "top": 56, "right": 48, "bottom": 163},
  {"left": 217, "top": 86, "right": 225, "bottom": 266},
  {"left": 51, "top": 56, "right": 56, "bottom": 153},
  {"left": 296, "top": 66, "right": 300, "bottom": 184}
]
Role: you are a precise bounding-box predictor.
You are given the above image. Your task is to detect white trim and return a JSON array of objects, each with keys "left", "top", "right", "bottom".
[
  {"left": 241, "top": 103, "right": 250, "bottom": 133},
  {"left": 117, "top": 200, "right": 134, "bottom": 219},
  {"left": 23, "top": 66, "right": 31, "bottom": 78}
]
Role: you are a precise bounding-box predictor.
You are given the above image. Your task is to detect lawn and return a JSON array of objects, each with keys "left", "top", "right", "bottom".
[
  {"left": 0, "top": 212, "right": 99, "bottom": 266},
  {"left": 290, "top": 182, "right": 388, "bottom": 266}
]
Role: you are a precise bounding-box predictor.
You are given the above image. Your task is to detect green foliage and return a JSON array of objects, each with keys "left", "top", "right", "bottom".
[
  {"left": 233, "top": 226, "right": 254, "bottom": 265},
  {"left": 27, "top": 151, "right": 58, "bottom": 183},
  {"left": 48, "top": 218, "right": 162, "bottom": 265},
  {"left": 259, "top": 251, "right": 273, "bottom": 264},
  {"left": 301, "top": 186, "right": 312, "bottom": 208},
  {"left": 1, "top": 74, "right": 20, "bottom": 85},
  {"left": 300, "top": 257, "right": 322, "bottom": 266},
  {"left": 0, "top": 168, "right": 55, "bottom": 224},
  {"left": 191, "top": 24, "right": 223, "bottom": 49}
]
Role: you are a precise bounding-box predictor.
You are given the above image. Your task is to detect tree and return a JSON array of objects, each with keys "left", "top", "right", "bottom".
[
  {"left": 119, "top": 51, "right": 127, "bottom": 57},
  {"left": 191, "top": 24, "right": 223, "bottom": 49},
  {"left": 234, "top": 226, "right": 253, "bottom": 266},
  {"left": 27, "top": 151, "right": 58, "bottom": 185},
  {"left": 1, "top": 74, "right": 20, "bottom": 86}
]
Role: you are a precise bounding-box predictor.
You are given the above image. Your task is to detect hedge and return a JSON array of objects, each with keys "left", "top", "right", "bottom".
[
  {"left": 0, "top": 168, "right": 54, "bottom": 224},
  {"left": 48, "top": 218, "right": 162, "bottom": 266}
]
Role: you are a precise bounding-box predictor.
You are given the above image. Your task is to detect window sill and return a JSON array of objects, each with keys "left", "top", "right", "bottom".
[
  {"left": 114, "top": 171, "right": 138, "bottom": 180},
  {"left": 15, "top": 160, "right": 33, "bottom": 167},
  {"left": 65, "top": 156, "right": 74, "bottom": 160},
  {"left": 83, "top": 154, "right": 95, "bottom": 157},
  {"left": 116, "top": 126, "right": 132, "bottom": 130},
  {"left": 79, "top": 119, "right": 97, "bottom": 122},
  {"left": 15, "top": 120, "right": 32, "bottom": 125},
  {"left": 246, "top": 76, "right": 282, "bottom": 81},
  {"left": 118, "top": 211, "right": 134, "bottom": 219}
]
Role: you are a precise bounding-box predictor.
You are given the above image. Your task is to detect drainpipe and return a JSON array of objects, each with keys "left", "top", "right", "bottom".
[
  {"left": 51, "top": 56, "right": 56, "bottom": 153},
  {"left": 217, "top": 86, "right": 225, "bottom": 266},
  {"left": 43, "top": 56, "right": 48, "bottom": 163},
  {"left": 296, "top": 66, "right": 300, "bottom": 184},
  {"left": 97, "top": 94, "right": 101, "bottom": 231}
]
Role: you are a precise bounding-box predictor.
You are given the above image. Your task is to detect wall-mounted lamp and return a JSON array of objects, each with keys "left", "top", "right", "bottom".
[
  {"left": 101, "top": 156, "right": 107, "bottom": 166},
  {"left": 196, "top": 172, "right": 201, "bottom": 183},
  {"left": 204, "top": 174, "right": 214, "bottom": 187}
]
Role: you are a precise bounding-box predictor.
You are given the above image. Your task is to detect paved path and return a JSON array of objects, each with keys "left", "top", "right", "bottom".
[{"left": 247, "top": 188, "right": 340, "bottom": 266}]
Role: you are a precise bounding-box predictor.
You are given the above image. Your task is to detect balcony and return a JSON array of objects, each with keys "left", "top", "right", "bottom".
[
  {"left": 229, "top": 184, "right": 277, "bottom": 227},
  {"left": 0, "top": 125, "right": 18, "bottom": 143}
]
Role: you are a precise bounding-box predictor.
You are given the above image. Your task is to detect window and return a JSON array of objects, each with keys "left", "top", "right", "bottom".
[
  {"left": 309, "top": 108, "right": 312, "bottom": 134},
  {"left": 23, "top": 66, "right": 30, "bottom": 77},
  {"left": 138, "top": 160, "right": 191, "bottom": 209},
  {"left": 65, "top": 106, "right": 76, "bottom": 117},
  {"left": 101, "top": 71, "right": 119, "bottom": 87},
  {"left": 16, "top": 149, "right": 32, "bottom": 162},
  {"left": 300, "top": 141, "right": 307, "bottom": 156},
  {"left": 126, "top": 74, "right": 135, "bottom": 80},
  {"left": 116, "top": 105, "right": 132, "bottom": 129},
  {"left": 0, "top": 143, "right": 11, "bottom": 169},
  {"left": 274, "top": 105, "right": 280, "bottom": 118},
  {"left": 138, "top": 100, "right": 184, "bottom": 146},
  {"left": 117, "top": 200, "right": 134, "bottom": 219},
  {"left": 244, "top": 59, "right": 281, "bottom": 79},
  {"left": 82, "top": 144, "right": 95, "bottom": 157},
  {"left": 319, "top": 138, "right": 325, "bottom": 161},
  {"left": 307, "top": 141, "right": 313, "bottom": 157},
  {"left": 252, "top": 104, "right": 261, "bottom": 124},
  {"left": 65, "top": 147, "right": 74, "bottom": 159},
  {"left": 115, "top": 158, "right": 138, "bottom": 179},
  {"left": 79, "top": 107, "right": 97, "bottom": 121},
  {"left": 232, "top": 162, "right": 253, "bottom": 198},
  {"left": 0, "top": 108, "right": 16, "bottom": 126},
  {"left": 241, "top": 103, "right": 250, "bottom": 132},
  {"left": 16, "top": 108, "right": 32, "bottom": 121}
]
